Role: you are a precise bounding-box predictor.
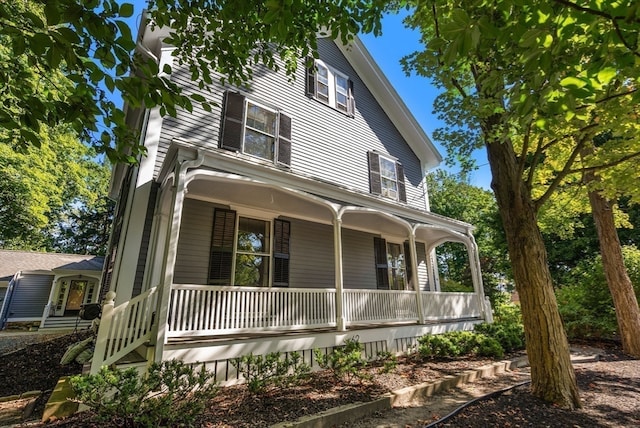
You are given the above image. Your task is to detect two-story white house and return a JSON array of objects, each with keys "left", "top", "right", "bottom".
[{"left": 92, "top": 17, "right": 491, "bottom": 382}]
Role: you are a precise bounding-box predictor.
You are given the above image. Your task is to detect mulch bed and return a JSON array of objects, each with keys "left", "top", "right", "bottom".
[
  {"left": 1, "top": 333, "right": 638, "bottom": 427},
  {"left": 434, "top": 348, "right": 640, "bottom": 428}
]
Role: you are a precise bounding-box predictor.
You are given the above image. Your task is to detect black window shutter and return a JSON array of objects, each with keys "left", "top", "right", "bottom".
[
  {"left": 305, "top": 58, "right": 316, "bottom": 97},
  {"left": 403, "top": 241, "right": 413, "bottom": 288},
  {"left": 273, "top": 219, "right": 291, "bottom": 287},
  {"left": 374, "top": 237, "right": 389, "bottom": 290},
  {"left": 348, "top": 79, "right": 355, "bottom": 116},
  {"left": 368, "top": 151, "right": 382, "bottom": 195},
  {"left": 209, "top": 209, "right": 236, "bottom": 284},
  {"left": 220, "top": 91, "right": 245, "bottom": 151},
  {"left": 277, "top": 113, "right": 292, "bottom": 167},
  {"left": 396, "top": 162, "right": 407, "bottom": 202}
]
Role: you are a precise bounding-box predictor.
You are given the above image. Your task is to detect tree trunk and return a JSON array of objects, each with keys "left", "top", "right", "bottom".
[
  {"left": 486, "top": 139, "right": 582, "bottom": 409},
  {"left": 587, "top": 188, "right": 640, "bottom": 356}
]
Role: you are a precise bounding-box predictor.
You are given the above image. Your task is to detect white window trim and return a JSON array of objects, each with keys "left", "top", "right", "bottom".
[
  {"left": 241, "top": 99, "right": 280, "bottom": 164},
  {"left": 231, "top": 212, "right": 274, "bottom": 288},
  {"left": 379, "top": 154, "right": 399, "bottom": 200},
  {"left": 314, "top": 60, "right": 351, "bottom": 113}
]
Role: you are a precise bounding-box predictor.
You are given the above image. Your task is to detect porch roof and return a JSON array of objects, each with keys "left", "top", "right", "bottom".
[{"left": 160, "top": 141, "right": 476, "bottom": 241}]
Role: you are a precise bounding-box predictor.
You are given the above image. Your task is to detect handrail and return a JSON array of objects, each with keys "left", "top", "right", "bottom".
[{"left": 90, "top": 287, "right": 158, "bottom": 373}]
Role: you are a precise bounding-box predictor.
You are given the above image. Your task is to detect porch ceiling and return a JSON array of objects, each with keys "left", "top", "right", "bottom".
[
  {"left": 186, "top": 177, "right": 336, "bottom": 224},
  {"left": 341, "top": 210, "right": 410, "bottom": 238},
  {"left": 414, "top": 226, "right": 467, "bottom": 247}
]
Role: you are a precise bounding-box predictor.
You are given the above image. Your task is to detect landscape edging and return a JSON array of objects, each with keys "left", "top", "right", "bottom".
[{"left": 271, "top": 355, "right": 530, "bottom": 428}]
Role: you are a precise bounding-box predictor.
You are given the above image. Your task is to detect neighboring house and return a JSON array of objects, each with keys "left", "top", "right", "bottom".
[
  {"left": 0, "top": 250, "right": 104, "bottom": 331},
  {"left": 91, "top": 17, "right": 492, "bottom": 381}
]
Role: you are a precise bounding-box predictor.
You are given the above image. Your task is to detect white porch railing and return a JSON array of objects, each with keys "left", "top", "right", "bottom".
[
  {"left": 166, "top": 286, "right": 483, "bottom": 337},
  {"left": 167, "top": 285, "right": 337, "bottom": 337},
  {"left": 420, "top": 291, "right": 481, "bottom": 320},
  {"left": 90, "top": 287, "right": 158, "bottom": 373},
  {"left": 343, "top": 289, "right": 419, "bottom": 324}
]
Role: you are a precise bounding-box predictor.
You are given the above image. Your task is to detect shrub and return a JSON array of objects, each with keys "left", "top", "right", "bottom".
[
  {"left": 374, "top": 350, "right": 398, "bottom": 374},
  {"left": 417, "top": 331, "right": 504, "bottom": 359},
  {"left": 314, "top": 337, "right": 369, "bottom": 382},
  {"left": 71, "top": 360, "right": 217, "bottom": 428},
  {"left": 231, "top": 351, "right": 310, "bottom": 394},
  {"left": 555, "top": 245, "right": 640, "bottom": 340}
]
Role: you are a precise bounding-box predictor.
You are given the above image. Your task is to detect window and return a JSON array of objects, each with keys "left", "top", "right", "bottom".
[
  {"left": 374, "top": 238, "right": 411, "bottom": 290},
  {"left": 367, "top": 151, "right": 407, "bottom": 202},
  {"left": 220, "top": 92, "right": 292, "bottom": 167},
  {"left": 208, "top": 209, "right": 290, "bottom": 287},
  {"left": 235, "top": 217, "right": 270, "bottom": 287},
  {"left": 306, "top": 59, "right": 355, "bottom": 115}
]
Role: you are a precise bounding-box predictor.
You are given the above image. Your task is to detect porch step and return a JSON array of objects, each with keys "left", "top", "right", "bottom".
[{"left": 40, "top": 318, "right": 92, "bottom": 331}]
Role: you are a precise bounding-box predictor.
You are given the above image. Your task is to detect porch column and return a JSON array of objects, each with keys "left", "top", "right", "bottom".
[
  {"left": 467, "top": 234, "right": 490, "bottom": 322},
  {"left": 409, "top": 231, "right": 425, "bottom": 324},
  {"left": 39, "top": 276, "right": 59, "bottom": 328},
  {"left": 426, "top": 249, "right": 440, "bottom": 291},
  {"left": 333, "top": 217, "right": 346, "bottom": 331},
  {"left": 154, "top": 152, "right": 205, "bottom": 362}
]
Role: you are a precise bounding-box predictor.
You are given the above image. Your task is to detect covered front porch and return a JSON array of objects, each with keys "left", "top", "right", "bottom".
[{"left": 91, "top": 145, "right": 490, "bottom": 373}]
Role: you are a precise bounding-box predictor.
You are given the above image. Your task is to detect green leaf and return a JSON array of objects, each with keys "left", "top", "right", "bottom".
[
  {"left": 119, "top": 3, "right": 134, "bottom": 18},
  {"left": 25, "top": 12, "right": 45, "bottom": 29},
  {"left": 597, "top": 68, "right": 617, "bottom": 85},
  {"left": 44, "top": 2, "right": 60, "bottom": 25},
  {"left": 559, "top": 76, "right": 588, "bottom": 89}
]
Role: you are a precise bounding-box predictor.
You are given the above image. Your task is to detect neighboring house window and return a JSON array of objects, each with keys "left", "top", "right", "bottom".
[
  {"left": 367, "top": 151, "right": 407, "bottom": 202},
  {"left": 306, "top": 59, "right": 355, "bottom": 115},
  {"left": 373, "top": 237, "right": 410, "bottom": 290},
  {"left": 208, "top": 209, "right": 290, "bottom": 287},
  {"left": 220, "top": 91, "right": 292, "bottom": 167}
]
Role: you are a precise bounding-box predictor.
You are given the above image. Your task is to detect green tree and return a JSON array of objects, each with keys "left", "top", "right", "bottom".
[
  {"left": 427, "top": 170, "right": 510, "bottom": 303},
  {"left": 0, "top": 0, "right": 385, "bottom": 163},
  {"left": 0, "top": 126, "right": 109, "bottom": 251},
  {"left": 398, "top": 0, "right": 640, "bottom": 408}
]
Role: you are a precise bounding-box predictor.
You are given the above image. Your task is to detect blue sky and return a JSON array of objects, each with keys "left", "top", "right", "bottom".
[{"left": 123, "top": 2, "right": 492, "bottom": 189}]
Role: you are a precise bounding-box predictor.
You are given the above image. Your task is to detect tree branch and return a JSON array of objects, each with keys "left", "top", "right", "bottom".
[
  {"left": 569, "top": 150, "right": 640, "bottom": 175},
  {"left": 552, "top": 0, "right": 640, "bottom": 24},
  {"left": 517, "top": 120, "right": 532, "bottom": 180},
  {"left": 552, "top": 0, "right": 640, "bottom": 58},
  {"left": 533, "top": 134, "right": 590, "bottom": 211},
  {"left": 526, "top": 135, "right": 545, "bottom": 189}
]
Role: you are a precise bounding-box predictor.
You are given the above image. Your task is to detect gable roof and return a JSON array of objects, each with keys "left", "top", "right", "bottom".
[
  {"left": 333, "top": 36, "right": 442, "bottom": 170},
  {"left": 0, "top": 250, "right": 104, "bottom": 282}
]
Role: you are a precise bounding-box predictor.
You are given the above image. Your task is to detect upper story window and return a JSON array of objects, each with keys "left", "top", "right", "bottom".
[
  {"left": 306, "top": 59, "right": 355, "bottom": 115},
  {"left": 367, "top": 151, "right": 407, "bottom": 203},
  {"left": 220, "top": 91, "right": 292, "bottom": 167}
]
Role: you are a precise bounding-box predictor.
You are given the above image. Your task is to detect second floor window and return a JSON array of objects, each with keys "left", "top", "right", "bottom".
[
  {"left": 220, "top": 91, "right": 292, "bottom": 167},
  {"left": 368, "top": 151, "right": 407, "bottom": 203},
  {"left": 307, "top": 59, "right": 355, "bottom": 115}
]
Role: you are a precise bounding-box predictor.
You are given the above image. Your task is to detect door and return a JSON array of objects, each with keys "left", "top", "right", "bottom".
[{"left": 64, "top": 280, "right": 87, "bottom": 315}]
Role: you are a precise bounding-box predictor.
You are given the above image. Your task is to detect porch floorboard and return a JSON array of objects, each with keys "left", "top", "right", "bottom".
[{"left": 165, "top": 317, "right": 482, "bottom": 346}]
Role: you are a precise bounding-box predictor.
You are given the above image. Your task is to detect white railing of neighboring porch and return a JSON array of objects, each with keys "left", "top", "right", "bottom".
[
  {"left": 90, "top": 287, "right": 158, "bottom": 373},
  {"left": 167, "top": 285, "right": 337, "bottom": 337},
  {"left": 343, "top": 289, "right": 419, "bottom": 324},
  {"left": 420, "top": 291, "right": 482, "bottom": 320}
]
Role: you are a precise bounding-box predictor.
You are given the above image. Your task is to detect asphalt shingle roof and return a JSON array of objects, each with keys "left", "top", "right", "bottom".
[{"left": 0, "top": 250, "right": 104, "bottom": 282}]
